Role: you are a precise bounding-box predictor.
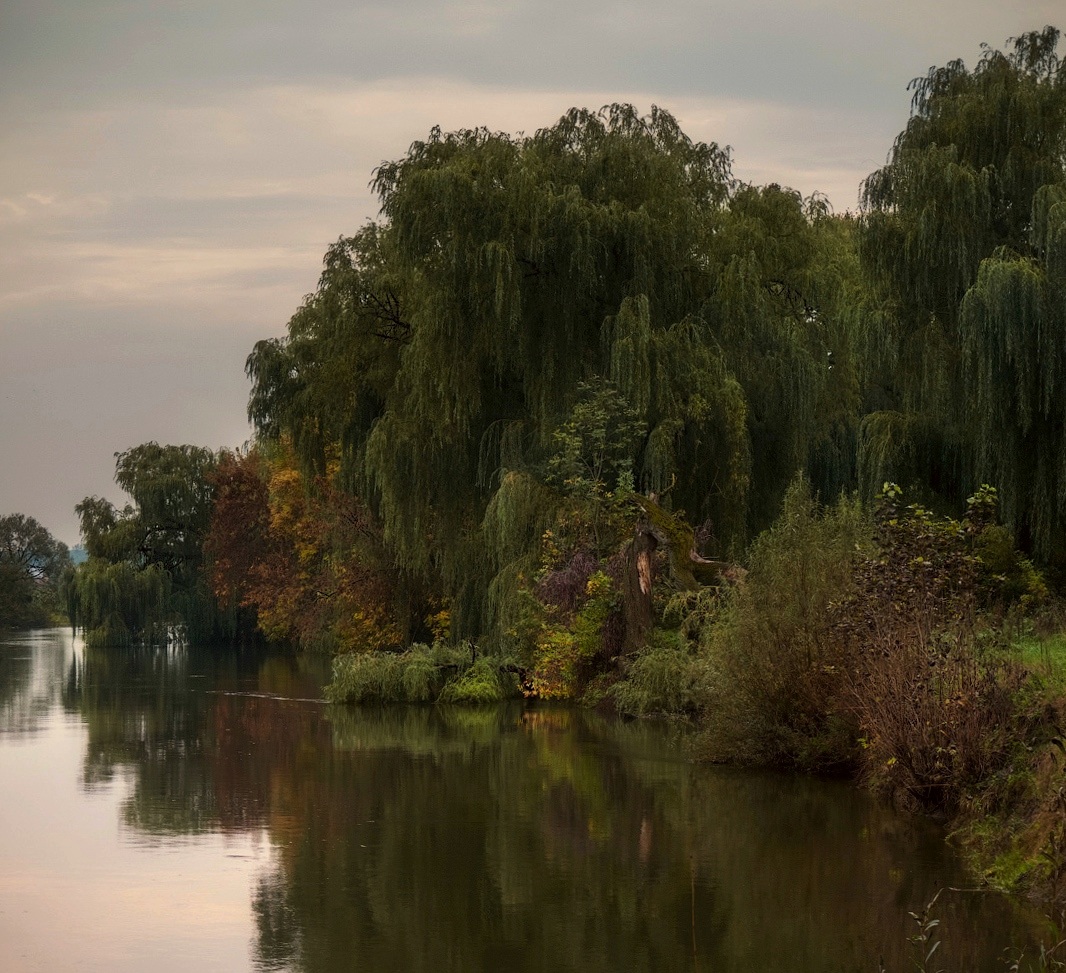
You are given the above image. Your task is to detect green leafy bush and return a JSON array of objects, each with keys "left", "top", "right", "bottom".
[
  {"left": 325, "top": 641, "right": 521, "bottom": 704},
  {"left": 325, "top": 650, "right": 406, "bottom": 704},
  {"left": 693, "top": 477, "right": 867, "bottom": 768},
  {"left": 438, "top": 657, "right": 507, "bottom": 704},
  {"left": 609, "top": 629, "right": 700, "bottom": 717}
]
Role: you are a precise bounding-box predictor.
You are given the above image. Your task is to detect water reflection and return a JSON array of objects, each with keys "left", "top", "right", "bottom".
[
  {"left": 294, "top": 706, "right": 1039, "bottom": 973},
  {"left": 0, "top": 628, "right": 71, "bottom": 736},
  {"left": 62, "top": 640, "right": 328, "bottom": 834},
  {"left": 0, "top": 631, "right": 1049, "bottom": 972}
]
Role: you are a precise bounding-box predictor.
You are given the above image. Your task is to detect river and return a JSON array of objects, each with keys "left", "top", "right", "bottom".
[{"left": 0, "top": 627, "right": 1049, "bottom": 972}]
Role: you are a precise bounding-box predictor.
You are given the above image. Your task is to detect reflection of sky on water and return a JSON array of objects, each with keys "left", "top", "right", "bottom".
[
  {"left": 0, "top": 630, "right": 270, "bottom": 972},
  {"left": 0, "top": 629, "right": 76, "bottom": 738}
]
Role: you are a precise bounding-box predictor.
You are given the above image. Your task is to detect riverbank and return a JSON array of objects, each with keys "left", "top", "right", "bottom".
[
  {"left": 327, "top": 627, "right": 1066, "bottom": 914},
  {"left": 328, "top": 483, "right": 1066, "bottom": 919},
  {"left": 948, "top": 630, "right": 1066, "bottom": 910}
]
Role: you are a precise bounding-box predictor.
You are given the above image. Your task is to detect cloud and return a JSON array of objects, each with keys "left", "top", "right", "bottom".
[
  {"left": 5, "top": 0, "right": 1057, "bottom": 117},
  {"left": 0, "top": 77, "right": 886, "bottom": 335},
  {"left": 1, "top": 0, "right": 1062, "bottom": 543}
]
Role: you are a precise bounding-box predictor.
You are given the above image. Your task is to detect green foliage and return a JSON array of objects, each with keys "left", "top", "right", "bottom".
[
  {"left": 0, "top": 563, "right": 36, "bottom": 628},
  {"left": 961, "top": 240, "right": 1066, "bottom": 559},
  {"left": 609, "top": 629, "right": 700, "bottom": 717},
  {"left": 693, "top": 477, "right": 868, "bottom": 768},
  {"left": 533, "top": 570, "right": 619, "bottom": 699},
  {"left": 859, "top": 28, "right": 1066, "bottom": 556},
  {"left": 243, "top": 37, "right": 1066, "bottom": 707},
  {"left": 645, "top": 478, "right": 1049, "bottom": 800},
  {"left": 70, "top": 443, "right": 231, "bottom": 646},
  {"left": 324, "top": 649, "right": 407, "bottom": 704},
  {"left": 325, "top": 642, "right": 520, "bottom": 705},
  {"left": 0, "top": 513, "right": 71, "bottom": 627},
  {"left": 862, "top": 27, "right": 1066, "bottom": 334},
  {"left": 400, "top": 652, "right": 439, "bottom": 702},
  {"left": 438, "top": 657, "right": 508, "bottom": 704},
  {"left": 545, "top": 379, "right": 644, "bottom": 547},
  {"left": 248, "top": 104, "right": 859, "bottom": 644},
  {"left": 1012, "top": 627, "right": 1066, "bottom": 683},
  {"left": 973, "top": 524, "right": 1049, "bottom": 606},
  {"left": 72, "top": 560, "right": 172, "bottom": 648}
]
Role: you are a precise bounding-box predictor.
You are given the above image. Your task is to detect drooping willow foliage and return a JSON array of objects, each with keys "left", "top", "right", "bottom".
[
  {"left": 247, "top": 104, "right": 860, "bottom": 639},
  {"left": 859, "top": 27, "right": 1066, "bottom": 556},
  {"left": 70, "top": 443, "right": 232, "bottom": 646}
]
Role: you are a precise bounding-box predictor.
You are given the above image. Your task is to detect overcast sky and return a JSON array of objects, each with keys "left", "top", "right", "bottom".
[{"left": 1, "top": 0, "right": 1060, "bottom": 546}]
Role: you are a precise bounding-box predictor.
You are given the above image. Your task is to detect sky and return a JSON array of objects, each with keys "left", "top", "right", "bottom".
[{"left": 0, "top": 0, "right": 1060, "bottom": 547}]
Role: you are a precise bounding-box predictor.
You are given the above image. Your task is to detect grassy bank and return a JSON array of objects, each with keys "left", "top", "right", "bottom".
[
  {"left": 950, "top": 623, "right": 1066, "bottom": 906},
  {"left": 325, "top": 641, "right": 526, "bottom": 705}
]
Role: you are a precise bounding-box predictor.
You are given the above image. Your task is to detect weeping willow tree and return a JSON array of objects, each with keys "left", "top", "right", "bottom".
[
  {"left": 859, "top": 27, "right": 1066, "bottom": 556},
  {"left": 70, "top": 442, "right": 231, "bottom": 646},
  {"left": 248, "top": 104, "right": 858, "bottom": 641}
]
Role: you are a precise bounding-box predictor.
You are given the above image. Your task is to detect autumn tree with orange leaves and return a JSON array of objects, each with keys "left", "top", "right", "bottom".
[{"left": 205, "top": 445, "right": 407, "bottom": 653}]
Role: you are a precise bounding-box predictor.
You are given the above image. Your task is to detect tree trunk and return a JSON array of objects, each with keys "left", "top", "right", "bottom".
[
  {"left": 621, "top": 495, "right": 746, "bottom": 653},
  {"left": 623, "top": 524, "right": 658, "bottom": 653}
]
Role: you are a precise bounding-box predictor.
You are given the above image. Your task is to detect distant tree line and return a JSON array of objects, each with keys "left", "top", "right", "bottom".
[{"left": 0, "top": 513, "right": 71, "bottom": 628}]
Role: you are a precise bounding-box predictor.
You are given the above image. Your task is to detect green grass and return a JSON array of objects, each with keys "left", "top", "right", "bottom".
[{"left": 1012, "top": 631, "right": 1066, "bottom": 684}]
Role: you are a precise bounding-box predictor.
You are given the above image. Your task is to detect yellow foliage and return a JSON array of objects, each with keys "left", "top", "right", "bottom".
[
  {"left": 425, "top": 605, "right": 452, "bottom": 642},
  {"left": 336, "top": 603, "right": 402, "bottom": 654}
]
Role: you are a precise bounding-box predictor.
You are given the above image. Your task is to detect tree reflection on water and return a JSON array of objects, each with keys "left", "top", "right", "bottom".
[{"left": 48, "top": 638, "right": 1042, "bottom": 973}]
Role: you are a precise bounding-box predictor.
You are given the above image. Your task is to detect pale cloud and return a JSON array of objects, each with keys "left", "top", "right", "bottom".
[
  {"left": 0, "top": 79, "right": 884, "bottom": 326},
  {"left": 1, "top": 242, "right": 320, "bottom": 312},
  {"left": 0, "top": 191, "right": 111, "bottom": 225}
]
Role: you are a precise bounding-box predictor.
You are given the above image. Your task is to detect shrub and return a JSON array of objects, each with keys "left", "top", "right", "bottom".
[
  {"left": 438, "top": 657, "right": 507, "bottom": 704},
  {"left": 325, "top": 641, "right": 522, "bottom": 704},
  {"left": 401, "top": 652, "right": 439, "bottom": 702},
  {"left": 324, "top": 650, "right": 406, "bottom": 704},
  {"left": 609, "top": 629, "right": 700, "bottom": 717},
  {"left": 693, "top": 477, "right": 868, "bottom": 768},
  {"left": 533, "top": 570, "right": 618, "bottom": 698},
  {"left": 846, "top": 626, "right": 1026, "bottom": 813},
  {"left": 833, "top": 484, "right": 1037, "bottom": 812}
]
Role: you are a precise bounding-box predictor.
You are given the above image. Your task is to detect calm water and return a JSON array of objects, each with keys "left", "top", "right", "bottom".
[{"left": 0, "top": 628, "right": 1049, "bottom": 972}]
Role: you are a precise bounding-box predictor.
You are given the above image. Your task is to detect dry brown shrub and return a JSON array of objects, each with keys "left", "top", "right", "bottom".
[
  {"left": 835, "top": 486, "right": 1029, "bottom": 813},
  {"left": 845, "top": 620, "right": 1025, "bottom": 813}
]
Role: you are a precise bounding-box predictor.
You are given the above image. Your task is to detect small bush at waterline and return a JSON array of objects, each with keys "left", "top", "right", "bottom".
[
  {"left": 324, "top": 650, "right": 406, "bottom": 704},
  {"left": 438, "top": 657, "right": 508, "bottom": 703},
  {"left": 325, "top": 642, "right": 522, "bottom": 705},
  {"left": 609, "top": 629, "right": 702, "bottom": 717}
]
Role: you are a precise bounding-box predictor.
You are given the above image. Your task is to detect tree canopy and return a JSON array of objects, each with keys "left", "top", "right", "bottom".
[
  {"left": 859, "top": 26, "right": 1066, "bottom": 557},
  {"left": 247, "top": 104, "right": 859, "bottom": 641},
  {"left": 0, "top": 514, "right": 70, "bottom": 628},
  {"left": 70, "top": 443, "right": 230, "bottom": 646}
]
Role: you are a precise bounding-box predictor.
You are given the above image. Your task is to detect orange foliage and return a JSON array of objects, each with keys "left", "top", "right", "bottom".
[{"left": 205, "top": 445, "right": 402, "bottom": 652}]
